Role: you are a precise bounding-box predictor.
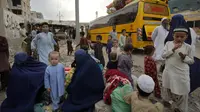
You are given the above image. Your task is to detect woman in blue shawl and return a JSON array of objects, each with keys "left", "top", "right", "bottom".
[
  {"left": 165, "top": 14, "right": 200, "bottom": 93},
  {"left": 62, "top": 49, "right": 105, "bottom": 112},
  {"left": 165, "top": 14, "right": 192, "bottom": 45},
  {"left": 0, "top": 52, "right": 47, "bottom": 112}
]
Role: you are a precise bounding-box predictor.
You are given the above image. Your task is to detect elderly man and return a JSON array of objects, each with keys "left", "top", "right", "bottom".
[{"left": 152, "top": 17, "right": 169, "bottom": 62}]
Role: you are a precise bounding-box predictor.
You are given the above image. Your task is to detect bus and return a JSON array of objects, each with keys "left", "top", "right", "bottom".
[{"left": 88, "top": 0, "right": 171, "bottom": 48}]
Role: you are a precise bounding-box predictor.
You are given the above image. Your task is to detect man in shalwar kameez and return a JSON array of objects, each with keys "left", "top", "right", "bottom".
[
  {"left": 31, "top": 22, "right": 57, "bottom": 65},
  {"left": 152, "top": 17, "right": 169, "bottom": 62}
]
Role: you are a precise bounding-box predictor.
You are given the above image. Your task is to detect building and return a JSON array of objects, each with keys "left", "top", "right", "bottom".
[
  {"left": 0, "top": 0, "right": 11, "bottom": 9},
  {"left": 8, "top": 0, "right": 31, "bottom": 20},
  {"left": 31, "top": 11, "right": 44, "bottom": 19}
]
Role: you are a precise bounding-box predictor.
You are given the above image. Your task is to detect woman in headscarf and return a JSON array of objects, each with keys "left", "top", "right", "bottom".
[
  {"left": 62, "top": 49, "right": 105, "bottom": 112},
  {"left": 1, "top": 52, "right": 47, "bottom": 112},
  {"left": 164, "top": 14, "right": 200, "bottom": 93},
  {"left": 165, "top": 14, "right": 192, "bottom": 44}
]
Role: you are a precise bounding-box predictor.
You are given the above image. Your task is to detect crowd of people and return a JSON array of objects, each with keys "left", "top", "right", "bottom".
[{"left": 0, "top": 13, "right": 200, "bottom": 112}]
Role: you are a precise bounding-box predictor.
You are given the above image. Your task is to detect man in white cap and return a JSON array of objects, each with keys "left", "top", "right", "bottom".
[
  {"left": 152, "top": 17, "right": 169, "bottom": 62},
  {"left": 124, "top": 74, "right": 163, "bottom": 112}
]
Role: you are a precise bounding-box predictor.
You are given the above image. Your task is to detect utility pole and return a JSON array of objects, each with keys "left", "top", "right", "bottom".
[
  {"left": 58, "top": 11, "right": 63, "bottom": 22},
  {"left": 96, "top": 11, "right": 98, "bottom": 19},
  {"left": 75, "top": 0, "right": 80, "bottom": 43}
]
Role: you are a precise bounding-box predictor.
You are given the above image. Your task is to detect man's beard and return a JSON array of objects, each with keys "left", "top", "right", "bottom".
[{"left": 163, "top": 24, "right": 169, "bottom": 31}]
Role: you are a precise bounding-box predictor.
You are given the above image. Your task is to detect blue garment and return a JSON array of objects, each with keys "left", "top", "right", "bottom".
[
  {"left": 106, "top": 40, "right": 113, "bottom": 60},
  {"left": 190, "top": 57, "right": 200, "bottom": 93},
  {"left": 62, "top": 49, "right": 105, "bottom": 112},
  {"left": 164, "top": 14, "right": 192, "bottom": 45},
  {"left": 164, "top": 14, "right": 200, "bottom": 93},
  {"left": 107, "top": 61, "right": 118, "bottom": 69},
  {"left": 31, "top": 32, "right": 57, "bottom": 65},
  {"left": 44, "top": 63, "right": 65, "bottom": 110},
  {"left": 0, "top": 52, "right": 47, "bottom": 112}
]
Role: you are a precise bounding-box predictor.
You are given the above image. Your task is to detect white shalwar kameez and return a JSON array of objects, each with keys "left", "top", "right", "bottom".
[
  {"left": 162, "top": 41, "right": 194, "bottom": 112},
  {"left": 31, "top": 32, "right": 56, "bottom": 65},
  {"left": 190, "top": 28, "right": 199, "bottom": 56},
  {"left": 152, "top": 25, "right": 169, "bottom": 61}
]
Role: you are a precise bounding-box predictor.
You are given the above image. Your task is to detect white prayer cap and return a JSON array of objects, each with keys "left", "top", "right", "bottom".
[
  {"left": 137, "top": 74, "right": 155, "bottom": 93},
  {"left": 161, "top": 17, "right": 168, "bottom": 22},
  {"left": 173, "top": 27, "right": 188, "bottom": 33}
]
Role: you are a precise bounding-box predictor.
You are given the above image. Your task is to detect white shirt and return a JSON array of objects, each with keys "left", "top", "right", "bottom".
[
  {"left": 190, "top": 28, "right": 199, "bottom": 56},
  {"left": 110, "top": 31, "right": 117, "bottom": 40},
  {"left": 162, "top": 41, "right": 194, "bottom": 95},
  {"left": 152, "top": 25, "right": 169, "bottom": 61},
  {"left": 119, "top": 34, "right": 126, "bottom": 48}
]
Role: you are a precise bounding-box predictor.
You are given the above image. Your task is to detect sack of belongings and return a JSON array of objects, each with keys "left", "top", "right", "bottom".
[
  {"left": 34, "top": 103, "right": 45, "bottom": 112},
  {"left": 111, "top": 84, "right": 133, "bottom": 112}
]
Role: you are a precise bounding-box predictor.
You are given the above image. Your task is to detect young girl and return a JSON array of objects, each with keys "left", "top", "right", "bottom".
[
  {"left": 162, "top": 27, "right": 194, "bottom": 112},
  {"left": 44, "top": 51, "right": 65, "bottom": 111},
  {"left": 144, "top": 45, "right": 161, "bottom": 98},
  {"left": 111, "top": 39, "right": 121, "bottom": 56}
]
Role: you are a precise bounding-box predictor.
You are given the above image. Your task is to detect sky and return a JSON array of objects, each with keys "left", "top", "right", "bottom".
[{"left": 30, "top": 0, "right": 113, "bottom": 22}]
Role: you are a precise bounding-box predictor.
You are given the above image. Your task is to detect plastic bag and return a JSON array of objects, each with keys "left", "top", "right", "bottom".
[
  {"left": 65, "top": 68, "right": 75, "bottom": 88},
  {"left": 111, "top": 84, "right": 133, "bottom": 112},
  {"left": 34, "top": 103, "right": 45, "bottom": 112},
  {"left": 98, "top": 64, "right": 104, "bottom": 71}
]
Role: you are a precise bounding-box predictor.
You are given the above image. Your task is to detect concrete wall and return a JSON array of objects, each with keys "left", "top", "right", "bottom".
[{"left": 0, "top": 8, "right": 24, "bottom": 63}]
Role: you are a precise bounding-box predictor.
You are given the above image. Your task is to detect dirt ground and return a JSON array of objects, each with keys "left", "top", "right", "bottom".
[{"left": 0, "top": 41, "right": 200, "bottom": 112}]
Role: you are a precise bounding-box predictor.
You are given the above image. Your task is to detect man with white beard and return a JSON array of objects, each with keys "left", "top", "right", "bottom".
[{"left": 152, "top": 17, "right": 169, "bottom": 62}]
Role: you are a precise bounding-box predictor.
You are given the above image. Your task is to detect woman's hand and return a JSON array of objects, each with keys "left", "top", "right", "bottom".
[{"left": 47, "top": 88, "right": 51, "bottom": 93}]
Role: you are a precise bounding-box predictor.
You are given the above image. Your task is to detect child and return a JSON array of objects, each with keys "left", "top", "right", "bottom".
[
  {"left": 126, "top": 32, "right": 133, "bottom": 45},
  {"left": 106, "top": 35, "right": 113, "bottom": 60},
  {"left": 93, "top": 35, "right": 105, "bottom": 67},
  {"left": 44, "top": 51, "right": 65, "bottom": 111},
  {"left": 118, "top": 44, "right": 134, "bottom": 87},
  {"left": 111, "top": 39, "right": 121, "bottom": 56},
  {"left": 89, "top": 50, "right": 104, "bottom": 71},
  {"left": 106, "top": 52, "right": 118, "bottom": 69},
  {"left": 144, "top": 45, "right": 161, "bottom": 98},
  {"left": 124, "top": 74, "right": 164, "bottom": 112},
  {"left": 119, "top": 29, "right": 127, "bottom": 50},
  {"left": 76, "top": 32, "right": 89, "bottom": 52},
  {"left": 67, "top": 37, "right": 73, "bottom": 55},
  {"left": 162, "top": 27, "right": 194, "bottom": 112}
]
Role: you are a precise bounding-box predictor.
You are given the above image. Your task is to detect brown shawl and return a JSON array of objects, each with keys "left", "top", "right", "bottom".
[
  {"left": 0, "top": 36, "right": 9, "bottom": 54},
  {"left": 0, "top": 36, "right": 9, "bottom": 71}
]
